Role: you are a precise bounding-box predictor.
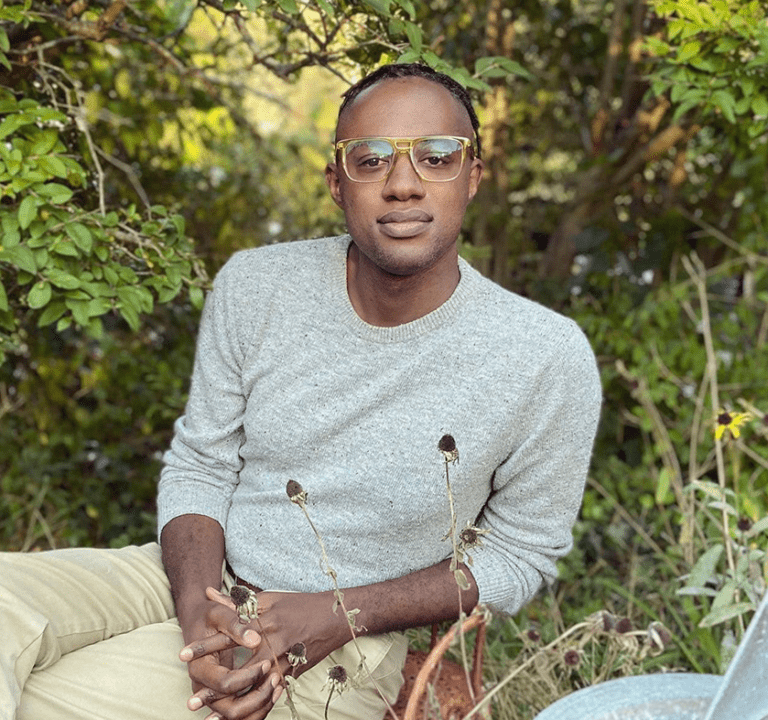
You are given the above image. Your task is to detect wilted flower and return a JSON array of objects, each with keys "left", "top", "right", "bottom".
[
  {"left": 438, "top": 434, "right": 459, "bottom": 464},
  {"left": 647, "top": 621, "right": 672, "bottom": 651},
  {"left": 458, "top": 522, "right": 490, "bottom": 551},
  {"left": 563, "top": 649, "right": 580, "bottom": 667},
  {"left": 601, "top": 612, "right": 617, "bottom": 632},
  {"left": 715, "top": 410, "right": 751, "bottom": 440},
  {"left": 229, "top": 584, "right": 259, "bottom": 622},
  {"left": 525, "top": 628, "right": 541, "bottom": 643},
  {"left": 286, "top": 479, "right": 308, "bottom": 507},
  {"left": 287, "top": 642, "right": 307, "bottom": 668},
  {"left": 323, "top": 664, "right": 349, "bottom": 694},
  {"left": 737, "top": 516, "right": 753, "bottom": 533}
]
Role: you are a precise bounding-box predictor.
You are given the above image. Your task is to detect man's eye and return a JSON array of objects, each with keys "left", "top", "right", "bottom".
[
  {"left": 359, "top": 156, "right": 387, "bottom": 167},
  {"left": 423, "top": 155, "right": 449, "bottom": 166}
]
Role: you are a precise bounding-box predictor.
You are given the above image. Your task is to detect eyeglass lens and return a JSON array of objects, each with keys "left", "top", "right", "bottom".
[{"left": 344, "top": 138, "right": 465, "bottom": 182}]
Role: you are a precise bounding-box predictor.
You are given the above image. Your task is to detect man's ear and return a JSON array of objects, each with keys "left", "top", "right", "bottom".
[
  {"left": 467, "top": 158, "right": 484, "bottom": 202},
  {"left": 325, "top": 163, "right": 344, "bottom": 208}
]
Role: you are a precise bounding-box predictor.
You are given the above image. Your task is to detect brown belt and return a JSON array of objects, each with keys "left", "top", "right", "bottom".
[{"left": 225, "top": 561, "right": 262, "bottom": 594}]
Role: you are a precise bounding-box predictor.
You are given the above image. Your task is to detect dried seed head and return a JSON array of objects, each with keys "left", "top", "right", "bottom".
[
  {"left": 615, "top": 617, "right": 633, "bottom": 634},
  {"left": 438, "top": 434, "right": 459, "bottom": 463},
  {"left": 458, "top": 523, "right": 490, "bottom": 551},
  {"left": 287, "top": 642, "right": 307, "bottom": 667},
  {"left": 647, "top": 621, "right": 672, "bottom": 651},
  {"left": 738, "top": 516, "right": 752, "bottom": 532},
  {"left": 229, "top": 585, "right": 251, "bottom": 608},
  {"left": 286, "top": 479, "right": 307, "bottom": 506},
  {"left": 563, "top": 649, "right": 580, "bottom": 667},
  {"left": 327, "top": 665, "right": 347, "bottom": 684},
  {"left": 601, "top": 612, "right": 616, "bottom": 632},
  {"left": 526, "top": 628, "right": 541, "bottom": 642},
  {"left": 229, "top": 585, "right": 259, "bottom": 621}
]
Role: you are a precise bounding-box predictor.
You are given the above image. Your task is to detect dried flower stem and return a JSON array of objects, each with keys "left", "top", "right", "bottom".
[
  {"left": 229, "top": 585, "right": 302, "bottom": 720},
  {"left": 288, "top": 482, "right": 399, "bottom": 720},
  {"left": 442, "top": 457, "right": 476, "bottom": 707},
  {"left": 682, "top": 253, "right": 741, "bottom": 632}
]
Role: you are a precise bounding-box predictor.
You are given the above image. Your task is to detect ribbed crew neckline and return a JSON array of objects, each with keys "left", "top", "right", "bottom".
[{"left": 328, "top": 235, "right": 478, "bottom": 343}]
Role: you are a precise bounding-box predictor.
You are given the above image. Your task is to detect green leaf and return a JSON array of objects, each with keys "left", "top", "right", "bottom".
[
  {"left": 752, "top": 95, "right": 768, "bottom": 116},
  {"left": 66, "top": 298, "right": 90, "bottom": 327},
  {"left": 1, "top": 214, "right": 21, "bottom": 248},
  {"left": 0, "top": 113, "right": 31, "bottom": 141},
  {"left": 476, "top": 56, "right": 533, "bottom": 81},
  {"left": 36, "top": 183, "right": 73, "bottom": 204},
  {"left": 52, "top": 240, "right": 79, "bottom": 257},
  {"left": 362, "top": 0, "right": 392, "bottom": 15},
  {"left": 0, "top": 245, "right": 37, "bottom": 274},
  {"left": 31, "top": 130, "right": 58, "bottom": 156},
  {"left": 0, "top": 278, "right": 7, "bottom": 312},
  {"left": 118, "top": 302, "right": 140, "bottom": 331},
  {"left": 189, "top": 285, "right": 204, "bottom": 309},
  {"left": 18, "top": 195, "right": 37, "bottom": 230},
  {"left": 398, "top": 0, "right": 416, "bottom": 19},
  {"left": 677, "top": 40, "right": 701, "bottom": 63},
  {"left": 64, "top": 222, "right": 93, "bottom": 253},
  {"left": 404, "top": 21, "right": 422, "bottom": 53},
  {"left": 655, "top": 467, "right": 673, "bottom": 504},
  {"left": 699, "top": 602, "right": 754, "bottom": 628},
  {"left": 0, "top": 27, "right": 9, "bottom": 53},
  {"left": 684, "top": 544, "right": 723, "bottom": 589},
  {"left": 46, "top": 268, "right": 81, "bottom": 290},
  {"left": 396, "top": 49, "right": 420, "bottom": 64},
  {"left": 37, "top": 300, "right": 66, "bottom": 327},
  {"left": 275, "top": 0, "right": 298, "bottom": 13},
  {"left": 37, "top": 156, "right": 68, "bottom": 178},
  {"left": 27, "top": 280, "right": 52, "bottom": 309},
  {"left": 712, "top": 90, "right": 737, "bottom": 123}
]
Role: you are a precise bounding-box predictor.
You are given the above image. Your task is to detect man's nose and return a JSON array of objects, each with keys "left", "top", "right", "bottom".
[{"left": 383, "top": 151, "right": 425, "bottom": 197}]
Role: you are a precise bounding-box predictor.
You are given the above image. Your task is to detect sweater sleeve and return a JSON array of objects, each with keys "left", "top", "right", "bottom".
[
  {"left": 156, "top": 257, "right": 252, "bottom": 537},
  {"left": 467, "top": 324, "right": 602, "bottom": 615}
]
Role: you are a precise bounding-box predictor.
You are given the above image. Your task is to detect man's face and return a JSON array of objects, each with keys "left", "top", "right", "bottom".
[{"left": 325, "top": 77, "right": 483, "bottom": 279}]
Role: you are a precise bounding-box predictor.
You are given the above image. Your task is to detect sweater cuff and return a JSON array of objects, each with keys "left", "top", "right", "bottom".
[
  {"left": 156, "top": 480, "right": 231, "bottom": 542},
  {"left": 467, "top": 545, "right": 545, "bottom": 617}
]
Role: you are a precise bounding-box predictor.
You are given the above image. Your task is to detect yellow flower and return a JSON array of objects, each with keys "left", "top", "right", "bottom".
[{"left": 714, "top": 410, "right": 751, "bottom": 440}]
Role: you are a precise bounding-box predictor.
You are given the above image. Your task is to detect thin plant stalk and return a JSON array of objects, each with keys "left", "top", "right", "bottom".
[
  {"left": 443, "top": 457, "right": 476, "bottom": 706},
  {"left": 682, "top": 254, "right": 740, "bottom": 629},
  {"left": 290, "top": 491, "right": 399, "bottom": 720}
]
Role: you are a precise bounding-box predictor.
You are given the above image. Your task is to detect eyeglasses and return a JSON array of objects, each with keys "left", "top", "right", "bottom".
[{"left": 334, "top": 136, "right": 474, "bottom": 183}]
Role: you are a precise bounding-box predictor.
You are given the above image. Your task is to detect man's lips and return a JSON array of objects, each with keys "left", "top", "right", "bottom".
[
  {"left": 378, "top": 209, "right": 432, "bottom": 238},
  {"left": 378, "top": 210, "right": 432, "bottom": 223}
]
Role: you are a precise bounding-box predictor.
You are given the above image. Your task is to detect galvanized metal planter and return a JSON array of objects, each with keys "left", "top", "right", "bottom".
[{"left": 535, "top": 591, "right": 768, "bottom": 720}]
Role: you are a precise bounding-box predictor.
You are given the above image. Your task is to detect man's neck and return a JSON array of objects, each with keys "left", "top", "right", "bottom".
[{"left": 346, "top": 243, "right": 460, "bottom": 327}]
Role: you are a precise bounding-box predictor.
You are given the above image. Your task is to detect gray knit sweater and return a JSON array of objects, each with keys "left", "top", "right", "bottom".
[{"left": 158, "top": 235, "right": 602, "bottom": 616}]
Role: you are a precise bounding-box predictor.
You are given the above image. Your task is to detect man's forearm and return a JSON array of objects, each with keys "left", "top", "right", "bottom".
[
  {"left": 161, "top": 513, "right": 226, "bottom": 634},
  {"left": 334, "top": 559, "right": 479, "bottom": 638}
]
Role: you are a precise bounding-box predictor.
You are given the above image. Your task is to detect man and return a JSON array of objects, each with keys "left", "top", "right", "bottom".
[{"left": 0, "top": 63, "right": 601, "bottom": 720}]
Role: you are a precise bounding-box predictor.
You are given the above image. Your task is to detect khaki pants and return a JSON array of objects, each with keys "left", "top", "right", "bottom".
[{"left": 0, "top": 544, "right": 407, "bottom": 720}]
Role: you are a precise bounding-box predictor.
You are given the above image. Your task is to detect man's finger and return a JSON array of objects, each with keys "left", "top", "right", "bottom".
[
  {"left": 188, "top": 656, "right": 271, "bottom": 702},
  {"left": 202, "top": 672, "right": 282, "bottom": 720},
  {"left": 180, "top": 632, "right": 241, "bottom": 662}
]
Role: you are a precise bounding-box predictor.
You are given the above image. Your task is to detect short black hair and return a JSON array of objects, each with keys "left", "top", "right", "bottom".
[{"left": 337, "top": 63, "right": 482, "bottom": 160}]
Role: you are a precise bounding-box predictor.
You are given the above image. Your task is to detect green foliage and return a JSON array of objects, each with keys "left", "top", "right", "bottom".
[
  {"left": 646, "top": 0, "right": 768, "bottom": 136},
  {"left": 557, "top": 249, "right": 768, "bottom": 674},
  {"left": 0, "top": 306, "right": 197, "bottom": 550}
]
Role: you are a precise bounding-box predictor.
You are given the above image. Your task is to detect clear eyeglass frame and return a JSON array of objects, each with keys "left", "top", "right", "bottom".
[{"left": 334, "top": 135, "right": 474, "bottom": 184}]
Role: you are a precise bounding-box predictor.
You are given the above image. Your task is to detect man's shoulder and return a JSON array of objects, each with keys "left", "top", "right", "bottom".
[
  {"left": 220, "top": 235, "right": 347, "bottom": 282},
  {"left": 462, "top": 262, "right": 587, "bottom": 348}
]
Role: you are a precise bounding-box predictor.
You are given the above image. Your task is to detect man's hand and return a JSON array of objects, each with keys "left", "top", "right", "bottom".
[
  {"left": 181, "top": 587, "right": 350, "bottom": 720},
  {"left": 177, "top": 591, "right": 284, "bottom": 720}
]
